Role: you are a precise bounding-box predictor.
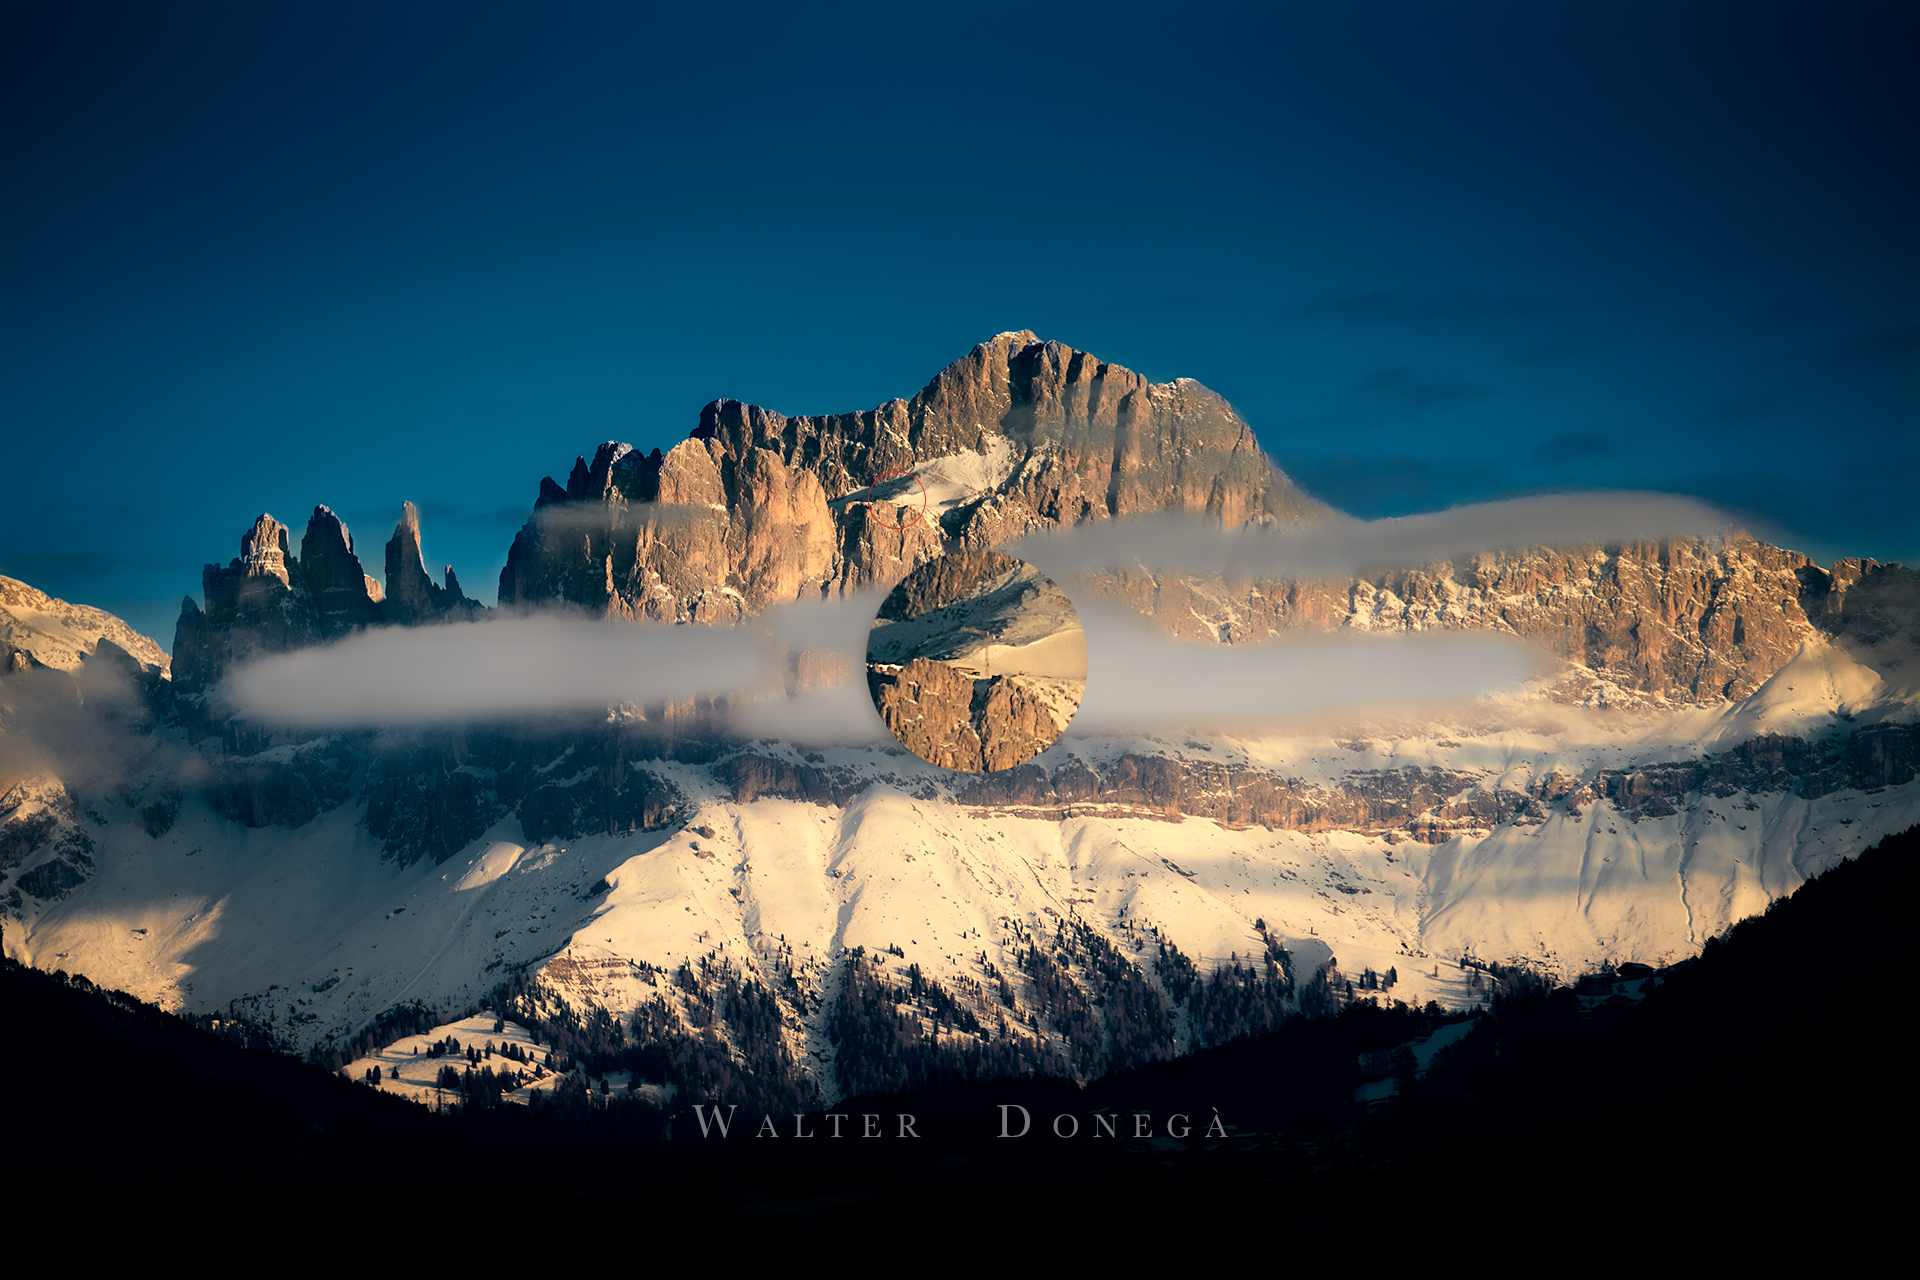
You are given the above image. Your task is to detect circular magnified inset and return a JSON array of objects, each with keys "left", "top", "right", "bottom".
[{"left": 865, "top": 551, "right": 1088, "bottom": 772}]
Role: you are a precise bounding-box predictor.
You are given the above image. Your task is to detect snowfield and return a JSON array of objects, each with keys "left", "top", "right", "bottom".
[
  {"left": 4, "top": 598, "right": 1914, "bottom": 1101},
  {"left": 865, "top": 557, "right": 1087, "bottom": 679}
]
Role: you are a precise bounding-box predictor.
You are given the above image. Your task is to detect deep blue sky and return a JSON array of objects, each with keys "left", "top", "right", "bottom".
[{"left": 3, "top": 1, "right": 1914, "bottom": 650}]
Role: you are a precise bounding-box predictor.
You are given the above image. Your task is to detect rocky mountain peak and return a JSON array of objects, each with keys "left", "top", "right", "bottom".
[
  {"left": 495, "top": 332, "right": 1324, "bottom": 628},
  {"left": 0, "top": 576, "right": 170, "bottom": 677},
  {"left": 171, "top": 500, "right": 486, "bottom": 705},
  {"left": 238, "top": 513, "right": 294, "bottom": 587},
  {"left": 174, "top": 512, "right": 322, "bottom": 701},
  {"left": 383, "top": 502, "right": 483, "bottom": 627},
  {"left": 300, "top": 505, "right": 354, "bottom": 558},
  {"left": 299, "top": 506, "right": 380, "bottom": 639}
]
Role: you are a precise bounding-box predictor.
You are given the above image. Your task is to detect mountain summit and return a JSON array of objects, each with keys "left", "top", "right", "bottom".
[
  {"left": 494, "top": 331, "right": 1326, "bottom": 623},
  {"left": 0, "top": 333, "right": 1914, "bottom": 1110}
]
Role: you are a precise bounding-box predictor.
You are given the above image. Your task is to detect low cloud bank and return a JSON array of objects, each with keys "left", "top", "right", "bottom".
[
  {"left": 224, "top": 582, "right": 1544, "bottom": 736},
  {"left": 231, "top": 486, "right": 1705, "bottom": 733},
  {"left": 225, "top": 614, "right": 771, "bottom": 726},
  {"left": 1065, "top": 605, "right": 1541, "bottom": 735},
  {"left": 1003, "top": 491, "right": 1732, "bottom": 581},
  {"left": 722, "top": 605, "right": 1542, "bottom": 746},
  {"left": 725, "top": 684, "right": 895, "bottom": 746}
]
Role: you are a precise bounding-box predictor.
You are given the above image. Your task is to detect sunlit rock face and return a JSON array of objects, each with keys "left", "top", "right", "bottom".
[
  {"left": 866, "top": 551, "right": 1087, "bottom": 773},
  {"left": 7, "top": 330, "right": 1915, "bottom": 1099},
  {"left": 482, "top": 332, "right": 1911, "bottom": 714},
  {"left": 172, "top": 513, "right": 321, "bottom": 704},
  {"left": 0, "top": 575, "right": 169, "bottom": 677},
  {"left": 383, "top": 502, "right": 484, "bottom": 627},
  {"left": 1076, "top": 537, "right": 1913, "bottom": 708},
  {"left": 493, "top": 332, "right": 1324, "bottom": 625}
]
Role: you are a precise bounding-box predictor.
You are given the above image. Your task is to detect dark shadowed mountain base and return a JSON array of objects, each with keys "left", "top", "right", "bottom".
[{"left": 7, "top": 825, "right": 1909, "bottom": 1247}]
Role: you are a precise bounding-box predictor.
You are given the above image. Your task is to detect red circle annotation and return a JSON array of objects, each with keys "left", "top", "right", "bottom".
[{"left": 865, "top": 470, "right": 929, "bottom": 532}]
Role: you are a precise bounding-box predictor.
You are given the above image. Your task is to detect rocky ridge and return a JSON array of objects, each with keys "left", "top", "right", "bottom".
[
  {"left": 1074, "top": 537, "right": 1911, "bottom": 709},
  {"left": 494, "top": 331, "right": 1324, "bottom": 626},
  {"left": 3, "top": 333, "right": 1918, "bottom": 1103},
  {"left": 1, "top": 576, "right": 170, "bottom": 677},
  {"left": 93, "top": 332, "right": 1910, "bottom": 861},
  {"left": 485, "top": 332, "right": 1908, "bottom": 715},
  {"left": 173, "top": 505, "right": 480, "bottom": 716},
  {"left": 867, "top": 659, "right": 1071, "bottom": 774}
]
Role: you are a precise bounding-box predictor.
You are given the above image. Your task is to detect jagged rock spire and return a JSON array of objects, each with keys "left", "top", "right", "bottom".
[
  {"left": 172, "top": 512, "right": 320, "bottom": 702},
  {"left": 299, "top": 505, "right": 381, "bottom": 638},
  {"left": 383, "top": 502, "right": 483, "bottom": 625}
]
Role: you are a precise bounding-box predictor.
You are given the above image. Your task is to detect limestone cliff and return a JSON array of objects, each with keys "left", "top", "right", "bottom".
[
  {"left": 172, "top": 513, "right": 323, "bottom": 703},
  {"left": 868, "top": 660, "right": 1077, "bottom": 775},
  {"left": 0, "top": 576, "right": 170, "bottom": 678},
  {"left": 1075, "top": 538, "right": 1916, "bottom": 707},
  {"left": 299, "top": 506, "right": 382, "bottom": 639},
  {"left": 383, "top": 502, "right": 484, "bottom": 626},
  {"left": 173, "top": 503, "right": 478, "bottom": 704},
  {"left": 496, "top": 332, "right": 1325, "bottom": 624},
  {"left": 490, "top": 331, "right": 1907, "bottom": 712}
]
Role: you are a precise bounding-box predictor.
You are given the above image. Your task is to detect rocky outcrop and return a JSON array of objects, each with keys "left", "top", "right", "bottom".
[
  {"left": 498, "top": 436, "right": 843, "bottom": 623},
  {"left": 0, "top": 777, "right": 95, "bottom": 916},
  {"left": 173, "top": 514, "right": 323, "bottom": 703},
  {"left": 299, "top": 506, "right": 382, "bottom": 638},
  {"left": 355, "top": 715, "right": 701, "bottom": 863},
  {"left": 867, "top": 659, "right": 1068, "bottom": 773},
  {"left": 976, "top": 676, "right": 1072, "bottom": 772},
  {"left": 496, "top": 332, "right": 1327, "bottom": 627},
  {"left": 714, "top": 753, "right": 863, "bottom": 806},
  {"left": 383, "top": 502, "right": 484, "bottom": 626},
  {"left": 869, "top": 659, "right": 986, "bottom": 771},
  {"left": 1078, "top": 539, "right": 1918, "bottom": 706},
  {"left": 938, "top": 723, "right": 1920, "bottom": 839},
  {"left": 154, "top": 504, "right": 491, "bottom": 831},
  {"left": 175, "top": 503, "right": 482, "bottom": 709},
  {"left": 205, "top": 736, "right": 358, "bottom": 829},
  {"left": 0, "top": 576, "right": 170, "bottom": 678},
  {"left": 518, "top": 764, "right": 683, "bottom": 845},
  {"left": 875, "top": 548, "right": 1019, "bottom": 621}
]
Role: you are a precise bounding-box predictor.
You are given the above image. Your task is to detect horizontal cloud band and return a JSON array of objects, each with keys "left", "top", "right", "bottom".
[
  {"left": 226, "top": 491, "right": 1700, "bottom": 733},
  {"left": 224, "top": 614, "right": 772, "bottom": 726},
  {"left": 1003, "top": 491, "right": 1733, "bottom": 581},
  {"left": 1064, "top": 607, "right": 1540, "bottom": 735}
]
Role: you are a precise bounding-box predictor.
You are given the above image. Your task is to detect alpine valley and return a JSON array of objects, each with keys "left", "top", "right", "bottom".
[{"left": 4, "top": 331, "right": 1916, "bottom": 1112}]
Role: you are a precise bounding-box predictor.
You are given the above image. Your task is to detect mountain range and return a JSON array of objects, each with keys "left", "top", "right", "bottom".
[{"left": 2, "top": 331, "right": 1915, "bottom": 1105}]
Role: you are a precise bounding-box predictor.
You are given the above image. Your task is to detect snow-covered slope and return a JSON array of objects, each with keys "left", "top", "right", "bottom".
[
  {"left": 4, "top": 332, "right": 1916, "bottom": 1108},
  {"left": 333, "top": 1012, "right": 680, "bottom": 1110},
  {"left": 0, "top": 576, "right": 169, "bottom": 676},
  {"left": 866, "top": 557, "right": 1086, "bottom": 677},
  {"left": 9, "top": 637, "right": 1915, "bottom": 1102}
]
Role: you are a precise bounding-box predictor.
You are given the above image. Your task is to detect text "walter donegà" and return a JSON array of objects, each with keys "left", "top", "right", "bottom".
[{"left": 685, "top": 1105, "right": 1229, "bottom": 1139}]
